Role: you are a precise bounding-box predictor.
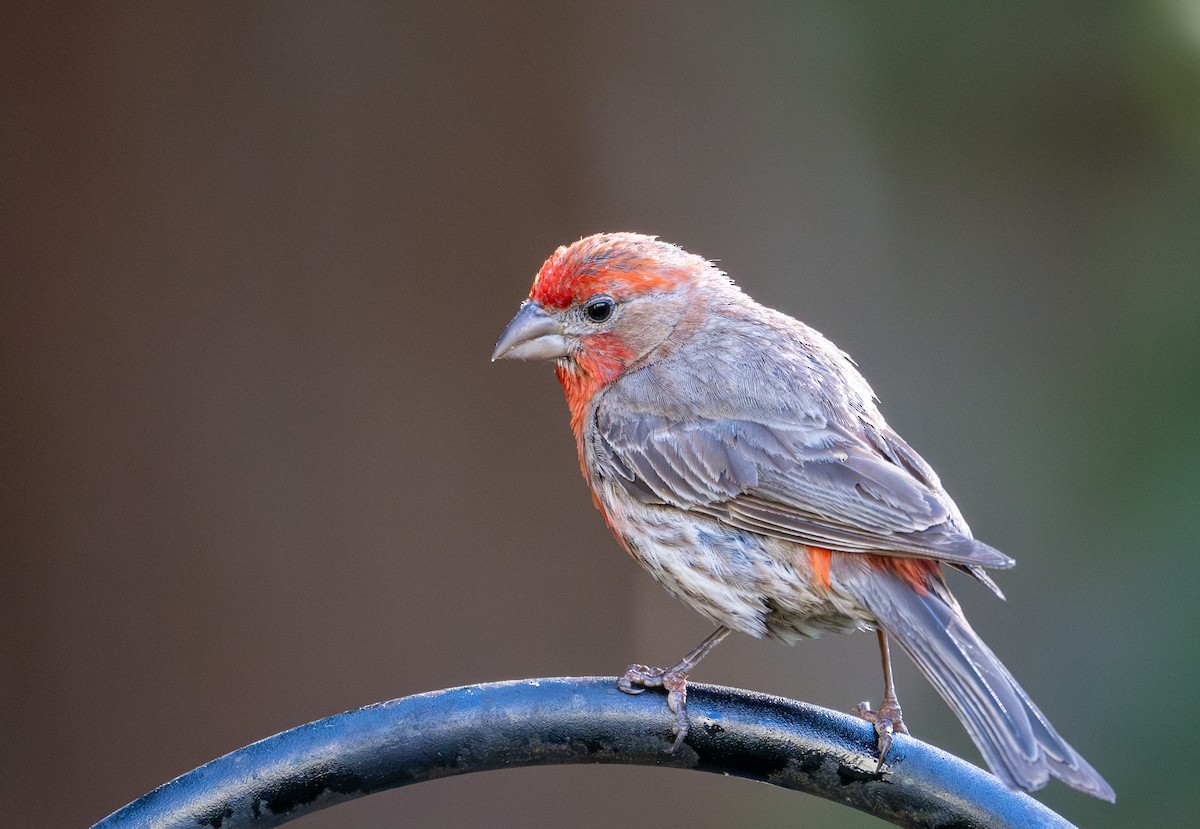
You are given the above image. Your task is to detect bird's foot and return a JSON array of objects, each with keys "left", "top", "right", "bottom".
[
  {"left": 854, "top": 697, "right": 909, "bottom": 771},
  {"left": 618, "top": 664, "right": 691, "bottom": 751}
]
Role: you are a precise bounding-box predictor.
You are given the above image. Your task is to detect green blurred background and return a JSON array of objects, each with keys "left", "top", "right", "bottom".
[{"left": 3, "top": 3, "right": 1197, "bottom": 827}]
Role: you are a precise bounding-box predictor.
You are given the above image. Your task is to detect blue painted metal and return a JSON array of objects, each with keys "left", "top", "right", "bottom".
[{"left": 91, "top": 677, "right": 1078, "bottom": 829}]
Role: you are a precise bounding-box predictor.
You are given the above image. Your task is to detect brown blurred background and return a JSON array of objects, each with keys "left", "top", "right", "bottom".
[{"left": 3, "top": 3, "right": 1198, "bottom": 827}]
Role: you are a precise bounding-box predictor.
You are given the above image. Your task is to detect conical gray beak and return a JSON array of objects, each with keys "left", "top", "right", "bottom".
[{"left": 491, "top": 301, "right": 570, "bottom": 361}]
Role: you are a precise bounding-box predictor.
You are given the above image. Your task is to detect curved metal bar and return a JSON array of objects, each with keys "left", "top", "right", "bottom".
[{"left": 91, "top": 677, "right": 1077, "bottom": 829}]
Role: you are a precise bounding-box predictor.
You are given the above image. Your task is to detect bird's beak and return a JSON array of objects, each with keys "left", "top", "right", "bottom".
[{"left": 491, "top": 301, "right": 570, "bottom": 361}]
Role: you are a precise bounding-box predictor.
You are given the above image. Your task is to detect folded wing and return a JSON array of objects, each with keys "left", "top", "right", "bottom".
[{"left": 594, "top": 408, "right": 1013, "bottom": 570}]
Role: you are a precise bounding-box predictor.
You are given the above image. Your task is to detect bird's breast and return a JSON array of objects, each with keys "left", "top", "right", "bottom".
[{"left": 593, "top": 477, "right": 873, "bottom": 641}]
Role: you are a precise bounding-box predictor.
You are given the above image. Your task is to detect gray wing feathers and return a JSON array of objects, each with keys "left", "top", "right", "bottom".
[{"left": 595, "top": 409, "right": 1014, "bottom": 569}]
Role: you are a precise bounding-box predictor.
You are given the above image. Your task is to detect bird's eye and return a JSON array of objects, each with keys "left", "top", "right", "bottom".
[{"left": 583, "top": 295, "right": 615, "bottom": 323}]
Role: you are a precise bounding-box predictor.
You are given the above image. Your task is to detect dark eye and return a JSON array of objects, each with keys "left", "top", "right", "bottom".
[{"left": 583, "top": 295, "right": 615, "bottom": 323}]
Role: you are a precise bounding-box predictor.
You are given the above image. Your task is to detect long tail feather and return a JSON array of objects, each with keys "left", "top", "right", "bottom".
[{"left": 857, "top": 571, "right": 1115, "bottom": 801}]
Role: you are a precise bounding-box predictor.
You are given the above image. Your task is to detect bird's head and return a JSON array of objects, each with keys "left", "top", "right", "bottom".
[{"left": 492, "top": 233, "right": 727, "bottom": 392}]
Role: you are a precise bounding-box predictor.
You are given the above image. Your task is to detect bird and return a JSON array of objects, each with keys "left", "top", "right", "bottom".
[{"left": 491, "top": 232, "right": 1114, "bottom": 801}]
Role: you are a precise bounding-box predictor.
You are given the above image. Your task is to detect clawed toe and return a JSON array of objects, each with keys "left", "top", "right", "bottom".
[
  {"left": 854, "top": 698, "right": 908, "bottom": 770},
  {"left": 618, "top": 664, "right": 692, "bottom": 751},
  {"left": 615, "top": 627, "right": 732, "bottom": 754},
  {"left": 618, "top": 664, "right": 663, "bottom": 695}
]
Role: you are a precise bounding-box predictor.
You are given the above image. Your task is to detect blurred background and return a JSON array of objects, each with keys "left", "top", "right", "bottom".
[{"left": 3, "top": 3, "right": 1198, "bottom": 827}]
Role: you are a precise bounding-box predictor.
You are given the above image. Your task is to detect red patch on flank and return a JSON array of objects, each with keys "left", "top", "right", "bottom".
[
  {"left": 807, "top": 546, "right": 833, "bottom": 588},
  {"left": 866, "top": 555, "right": 940, "bottom": 595},
  {"left": 530, "top": 233, "right": 692, "bottom": 311}
]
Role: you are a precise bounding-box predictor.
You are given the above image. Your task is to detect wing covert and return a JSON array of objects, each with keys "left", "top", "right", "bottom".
[{"left": 593, "top": 408, "right": 1013, "bottom": 570}]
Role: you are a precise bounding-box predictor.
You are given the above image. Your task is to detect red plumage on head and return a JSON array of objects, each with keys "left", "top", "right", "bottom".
[{"left": 529, "top": 232, "right": 703, "bottom": 310}]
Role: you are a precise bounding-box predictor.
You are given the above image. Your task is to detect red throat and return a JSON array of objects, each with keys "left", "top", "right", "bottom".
[
  {"left": 555, "top": 342, "right": 635, "bottom": 533},
  {"left": 556, "top": 334, "right": 632, "bottom": 441}
]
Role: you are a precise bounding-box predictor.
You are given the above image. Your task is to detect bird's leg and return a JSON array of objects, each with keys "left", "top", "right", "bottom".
[
  {"left": 618, "top": 625, "right": 731, "bottom": 751},
  {"left": 854, "top": 628, "right": 910, "bottom": 770}
]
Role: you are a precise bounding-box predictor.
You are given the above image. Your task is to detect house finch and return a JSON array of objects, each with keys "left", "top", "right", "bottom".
[{"left": 492, "top": 232, "right": 1114, "bottom": 801}]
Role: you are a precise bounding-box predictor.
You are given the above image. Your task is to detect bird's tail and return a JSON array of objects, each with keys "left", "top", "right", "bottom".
[{"left": 856, "top": 569, "right": 1115, "bottom": 801}]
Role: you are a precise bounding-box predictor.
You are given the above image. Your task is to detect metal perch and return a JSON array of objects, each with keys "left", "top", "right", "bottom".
[{"left": 91, "top": 677, "right": 1078, "bottom": 829}]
